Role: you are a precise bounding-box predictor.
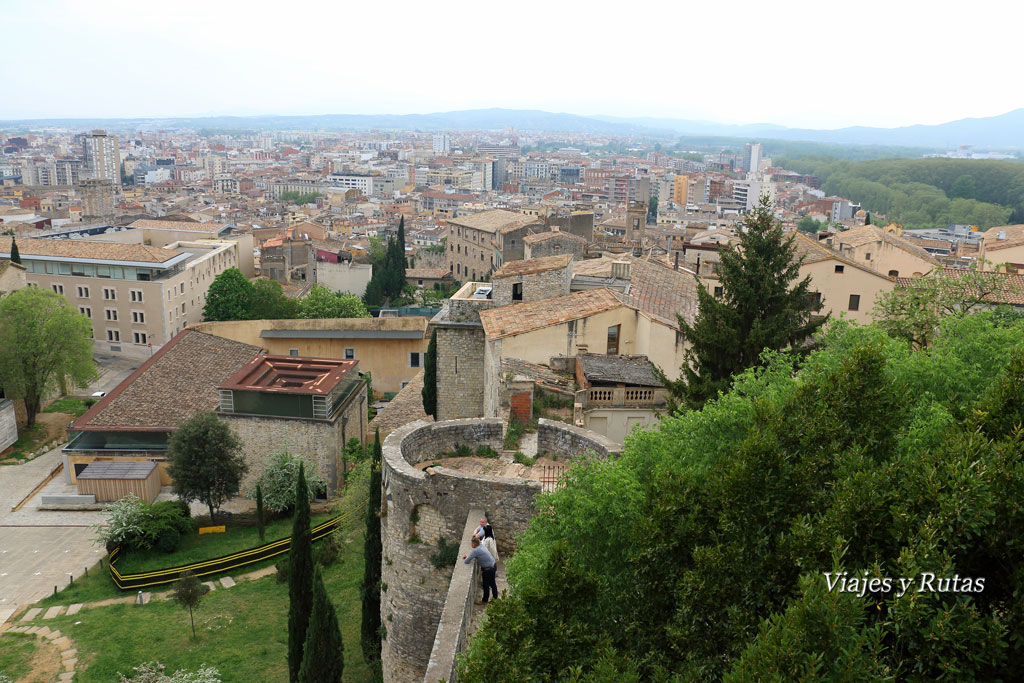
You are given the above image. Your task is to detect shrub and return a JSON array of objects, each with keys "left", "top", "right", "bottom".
[
  {"left": 429, "top": 537, "right": 460, "bottom": 569},
  {"left": 117, "top": 661, "right": 221, "bottom": 682},
  {"left": 513, "top": 451, "right": 536, "bottom": 466},
  {"left": 475, "top": 445, "right": 499, "bottom": 458},
  {"left": 454, "top": 444, "right": 472, "bottom": 459},
  {"left": 275, "top": 555, "right": 290, "bottom": 584},
  {"left": 156, "top": 527, "right": 181, "bottom": 554},
  {"left": 247, "top": 451, "right": 326, "bottom": 514},
  {"left": 94, "top": 495, "right": 190, "bottom": 553},
  {"left": 314, "top": 534, "right": 340, "bottom": 567}
]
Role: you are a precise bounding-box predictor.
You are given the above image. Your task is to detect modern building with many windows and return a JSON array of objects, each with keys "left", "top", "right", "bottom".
[
  {"left": 81, "top": 130, "right": 121, "bottom": 185},
  {"left": 2, "top": 229, "right": 251, "bottom": 356}
]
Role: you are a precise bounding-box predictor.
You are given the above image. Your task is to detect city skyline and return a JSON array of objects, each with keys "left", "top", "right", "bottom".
[{"left": 2, "top": 0, "right": 1022, "bottom": 129}]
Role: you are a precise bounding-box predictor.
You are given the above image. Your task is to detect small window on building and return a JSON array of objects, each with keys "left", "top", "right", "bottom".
[
  {"left": 52, "top": 284, "right": 64, "bottom": 295},
  {"left": 811, "top": 292, "right": 822, "bottom": 310},
  {"left": 105, "top": 309, "right": 117, "bottom": 321},
  {"left": 713, "top": 286, "right": 723, "bottom": 297},
  {"left": 133, "top": 332, "right": 147, "bottom": 344},
  {"left": 888, "top": 270, "right": 899, "bottom": 277},
  {"left": 865, "top": 252, "right": 871, "bottom": 260},
  {"left": 410, "top": 352, "right": 421, "bottom": 368},
  {"left": 132, "top": 311, "right": 145, "bottom": 323},
  {"left": 103, "top": 288, "right": 116, "bottom": 300},
  {"left": 79, "top": 306, "right": 92, "bottom": 317},
  {"left": 401, "top": 381, "right": 409, "bottom": 389},
  {"left": 344, "top": 348, "right": 355, "bottom": 360},
  {"left": 834, "top": 265, "right": 845, "bottom": 273},
  {"left": 106, "top": 329, "right": 120, "bottom": 342},
  {"left": 512, "top": 282, "right": 523, "bottom": 301},
  {"left": 848, "top": 294, "right": 861, "bottom": 311},
  {"left": 130, "top": 289, "right": 143, "bottom": 302},
  {"left": 289, "top": 348, "right": 299, "bottom": 357},
  {"left": 77, "top": 286, "right": 89, "bottom": 298}
]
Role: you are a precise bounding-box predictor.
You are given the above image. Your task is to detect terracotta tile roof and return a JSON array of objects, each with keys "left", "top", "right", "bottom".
[
  {"left": 577, "top": 354, "right": 661, "bottom": 387},
  {"left": 479, "top": 288, "right": 622, "bottom": 340},
  {"left": 982, "top": 224, "right": 1024, "bottom": 251},
  {"left": 523, "top": 230, "right": 586, "bottom": 245},
  {"left": 613, "top": 256, "right": 699, "bottom": 328},
  {"left": 833, "top": 225, "right": 938, "bottom": 264},
  {"left": 128, "top": 219, "right": 230, "bottom": 233},
  {"left": 791, "top": 233, "right": 899, "bottom": 280},
  {"left": 571, "top": 257, "right": 616, "bottom": 277},
  {"left": 219, "top": 355, "right": 358, "bottom": 395},
  {"left": 0, "top": 236, "right": 183, "bottom": 264},
  {"left": 406, "top": 268, "right": 452, "bottom": 279},
  {"left": 492, "top": 254, "right": 572, "bottom": 279},
  {"left": 896, "top": 268, "right": 1024, "bottom": 305},
  {"left": 74, "top": 330, "right": 263, "bottom": 430},
  {"left": 446, "top": 209, "right": 542, "bottom": 234}
]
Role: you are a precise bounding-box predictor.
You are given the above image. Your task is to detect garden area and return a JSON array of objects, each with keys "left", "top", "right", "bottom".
[
  {"left": 21, "top": 443, "right": 380, "bottom": 682},
  {"left": 0, "top": 397, "right": 94, "bottom": 465}
]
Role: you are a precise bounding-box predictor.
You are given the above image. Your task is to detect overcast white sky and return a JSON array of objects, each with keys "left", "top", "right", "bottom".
[{"left": 1, "top": 0, "right": 1019, "bottom": 129}]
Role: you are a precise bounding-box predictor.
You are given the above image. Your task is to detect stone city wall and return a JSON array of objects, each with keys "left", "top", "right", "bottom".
[{"left": 536, "top": 417, "right": 621, "bottom": 460}]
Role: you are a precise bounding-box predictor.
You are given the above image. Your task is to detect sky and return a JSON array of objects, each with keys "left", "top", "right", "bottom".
[{"left": 1, "top": 0, "right": 1021, "bottom": 130}]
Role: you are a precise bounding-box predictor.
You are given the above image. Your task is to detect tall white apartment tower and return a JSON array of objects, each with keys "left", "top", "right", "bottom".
[
  {"left": 744, "top": 142, "right": 763, "bottom": 177},
  {"left": 82, "top": 130, "right": 121, "bottom": 186},
  {"left": 432, "top": 133, "right": 451, "bottom": 155}
]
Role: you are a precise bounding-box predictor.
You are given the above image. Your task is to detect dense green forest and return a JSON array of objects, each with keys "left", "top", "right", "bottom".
[
  {"left": 778, "top": 157, "right": 1024, "bottom": 230},
  {"left": 458, "top": 313, "right": 1024, "bottom": 681}
]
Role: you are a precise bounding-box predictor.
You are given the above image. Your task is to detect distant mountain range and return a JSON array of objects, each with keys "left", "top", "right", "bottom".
[{"left": 4, "top": 107, "right": 1024, "bottom": 150}]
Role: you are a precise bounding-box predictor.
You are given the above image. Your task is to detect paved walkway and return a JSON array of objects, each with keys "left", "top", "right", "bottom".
[{"left": 0, "top": 447, "right": 105, "bottom": 625}]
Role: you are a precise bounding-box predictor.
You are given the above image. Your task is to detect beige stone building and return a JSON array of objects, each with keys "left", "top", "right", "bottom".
[
  {"left": 791, "top": 233, "right": 897, "bottom": 324},
  {"left": 979, "top": 224, "right": 1024, "bottom": 272},
  {"left": 191, "top": 317, "right": 430, "bottom": 395},
  {"left": 828, "top": 225, "right": 938, "bottom": 278},
  {"left": 0, "top": 259, "right": 26, "bottom": 296},
  {"left": 446, "top": 209, "right": 544, "bottom": 281},
  {"left": 2, "top": 234, "right": 250, "bottom": 357}
]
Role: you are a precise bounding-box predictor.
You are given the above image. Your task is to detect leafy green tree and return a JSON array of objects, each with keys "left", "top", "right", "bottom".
[
  {"left": 361, "top": 429, "right": 383, "bottom": 668},
  {"left": 279, "top": 191, "right": 322, "bottom": 204},
  {"left": 664, "top": 194, "right": 825, "bottom": 409},
  {"left": 647, "top": 196, "right": 658, "bottom": 223},
  {"left": 298, "top": 566, "right": 344, "bottom": 683},
  {"left": 299, "top": 285, "right": 370, "bottom": 319},
  {"left": 171, "top": 570, "right": 210, "bottom": 639},
  {"left": 166, "top": 411, "right": 247, "bottom": 524},
  {"left": 873, "top": 267, "right": 1020, "bottom": 347},
  {"left": 0, "top": 287, "right": 96, "bottom": 426},
  {"left": 421, "top": 329, "right": 438, "bottom": 418},
  {"left": 9, "top": 235, "right": 20, "bottom": 264},
  {"left": 796, "top": 215, "right": 822, "bottom": 233},
  {"left": 250, "top": 279, "right": 299, "bottom": 319},
  {"left": 458, "top": 315, "right": 1024, "bottom": 681},
  {"left": 202, "top": 268, "right": 253, "bottom": 321},
  {"left": 950, "top": 173, "right": 976, "bottom": 200},
  {"left": 288, "top": 462, "right": 314, "bottom": 683}
]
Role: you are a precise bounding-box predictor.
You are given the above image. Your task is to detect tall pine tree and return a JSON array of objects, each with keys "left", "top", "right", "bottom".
[
  {"left": 288, "top": 462, "right": 314, "bottom": 683},
  {"left": 9, "top": 235, "right": 21, "bottom": 264},
  {"left": 361, "top": 428, "right": 383, "bottom": 668},
  {"left": 421, "top": 329, "right": 438, "bottom": 418},
  {"left": 299, "top": 566, "right": 344, "bottom": 683},
  {"left": 665, "top": 194, "right": 825, "bottom": 409}
]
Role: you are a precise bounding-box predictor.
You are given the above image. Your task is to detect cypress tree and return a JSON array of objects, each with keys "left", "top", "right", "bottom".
[
  {"left": 666, "top": 194, "right": 826, "bottom": 409},
  {"left": 361, "top": 428, "right": 383, "bottom": 667},
  {"left": 256, "top": 484, "right": 265, "bottom": 542},
  {"left": 288, "top": 462, "right": 314, "bottom": 683},
  {"left": 421, "top": 329, "right": 438, "bottom": 418},
  {"left": 397, "top": 216, "right": 408, "bottom": 269},
  {"left": 10, "top": 235, "right": 20, "bottom": 264},
  {"left": 299, "top": 566, "right": 344, "bottom": 683}
]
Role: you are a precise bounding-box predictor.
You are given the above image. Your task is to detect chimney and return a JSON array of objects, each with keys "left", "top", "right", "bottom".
[{"left": 611, "top": 261, "right": 631, "bottom": 280}]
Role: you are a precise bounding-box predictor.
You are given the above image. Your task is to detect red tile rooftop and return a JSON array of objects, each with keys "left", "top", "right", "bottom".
[{"left": 219, "top": 355, "right": 358, "bottom": 395}]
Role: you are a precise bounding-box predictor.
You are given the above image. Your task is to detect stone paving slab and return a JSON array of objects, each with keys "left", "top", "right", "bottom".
[
  {"left": 64, "top": 657, "right": 77, "bottom": 671},
  {"left": 62, "top": 648, "right": 77, "bottom": 659},
  {"left": 220, "top": 576, "right": 236, "bottom": 588},
  {"left": 59, "top": 673, "right": 75, "bottom": 682},
  {"left": 20, "top": 607, "right": 42, "bottom": 621},
  {"left": 66, "top": 603, "right": 83, "bottom": 615},
  {"left": 0, "top": 607, "right": 15, "bottom": 625},
  {"left": 43, "top": 606, "right": 64, "bottom": 619},
  {"left": 140, "top": 592, "right": 152, "bottom": 605},
  {"left": 53, "top": 636, "right": 72, "bottom": 649},
  {"left": 202, "top": 581, "right": 217, "bottom": 592},
  {"left": 44, "top": 629, "right": 63, "bottom": 640}
]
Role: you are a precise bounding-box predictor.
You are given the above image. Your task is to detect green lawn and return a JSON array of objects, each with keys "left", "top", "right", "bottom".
[
  {"left": 0, "top": 632, "right": 37, "bottom": 681},
  {"left": 38, "top": 538, "right": 373, "bottom": 682},
  {"left": 43, "top": 397, "right": 96, "bottom": 418},
  {"left": 37, "top": 511, "right": 334, "bottom": 607}
]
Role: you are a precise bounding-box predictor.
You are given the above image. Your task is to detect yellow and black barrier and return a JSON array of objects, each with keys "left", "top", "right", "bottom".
[{"left": 108, "top": 515, "right": 343, "bottom": 590}]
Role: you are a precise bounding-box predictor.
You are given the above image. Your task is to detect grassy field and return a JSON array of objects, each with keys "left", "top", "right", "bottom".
[
  {"left": 0, "top": 631, "right": 37, "bottom": 681},
  {"left": 43, "top": 397, "right": 96, "bottom": 418},
  {"left": 38, "top": 531, "right": 373, "bottom": 682}
]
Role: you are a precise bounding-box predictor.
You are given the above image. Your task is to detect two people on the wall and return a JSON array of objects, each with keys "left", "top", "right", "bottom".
[{"left": 463, "top": 515, "right": 499, "bottom": 605}]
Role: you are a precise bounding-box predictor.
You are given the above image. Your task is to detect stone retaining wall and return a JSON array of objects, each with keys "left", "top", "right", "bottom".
[{"left": 537, "top": 417, "right": 620, "bottom": 460}]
